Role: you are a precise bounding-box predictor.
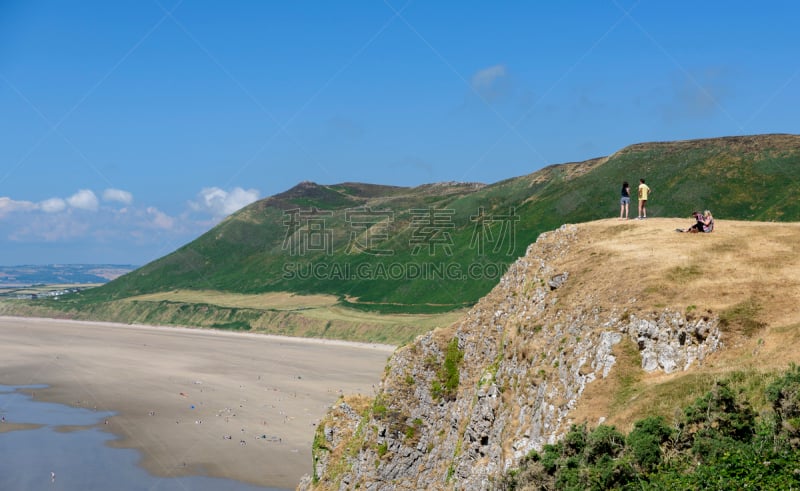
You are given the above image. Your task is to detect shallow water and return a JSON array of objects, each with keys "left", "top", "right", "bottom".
[{"left": 0, "top": 385, "right": 286, "bottom": 491}]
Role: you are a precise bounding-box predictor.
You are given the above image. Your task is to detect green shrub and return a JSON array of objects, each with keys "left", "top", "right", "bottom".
[
  {"left": 431, "top": 380, "right": 443, "bottom": 401},
  {"left": 627, "top": 416, "right": 673, "bottom": 472},
  {"left": 502, "top": 366, "right": 800, "bottom": 490},
  {"left": 585, "top": 425, "right": 625, "bottom": 463},
  {"left": 431, "top": 337, "right": 464, "bottom": 402},
  {"left": 442, "top": 338, "right": 464, "bottom": 395},
  {"left": 677, "top": 380, "right": 756, "bottom": 459},
  {"left": 377, "top": 442, "right": 388, "bottom": 457},
  {"left": 766, "top": 363, "right": 800, "bottom": 448}
]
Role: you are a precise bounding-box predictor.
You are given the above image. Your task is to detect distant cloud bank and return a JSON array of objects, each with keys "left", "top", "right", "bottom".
[
  {"left": 1, "top": 185, "right": 260, "bottom": 248},
  {"left": 40, "top": 197, "right": 67, "bottom": 213}
]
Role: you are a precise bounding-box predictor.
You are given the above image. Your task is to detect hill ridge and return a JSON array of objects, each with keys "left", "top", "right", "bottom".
[{"left": 4, "top": 132, "right": 799, "bottom": 339}]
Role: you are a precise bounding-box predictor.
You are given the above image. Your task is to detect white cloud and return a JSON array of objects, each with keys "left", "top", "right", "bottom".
[
  {"left": 189, "top": 186, "right": 260, "bottom": 218},
  {"left": 0, "top": 197, "right": 36, "bottom": 218},
  {"left": 67, "top": 189, "right": 99, "bottom": 211},
  {"left": 103, "top": 188, "right": 133, "bottom": 205},
  {"left": 146, "top": 207, "right": 175, "bottom": 230},
  {"left": 467, "top": 64, "right": 514, "bottom": 104},
  {"left": 471, "top": 64, "right": 507, "bottom": 91},
  {"left": 40, "top": 197, "right": 67, "bottom": 213}
]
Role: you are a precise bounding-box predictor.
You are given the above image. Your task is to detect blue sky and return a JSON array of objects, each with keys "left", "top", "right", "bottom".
[{"left": 1, "top": 1, "right": 798, "bottom": 266}]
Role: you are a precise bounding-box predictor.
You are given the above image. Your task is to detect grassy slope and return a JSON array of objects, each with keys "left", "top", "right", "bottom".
[
  {"left": 86, "top": 135, "right": 800, "bottom": 307},
  {"left": 5, "top": 134, "right": 798, "bottom": 338}
]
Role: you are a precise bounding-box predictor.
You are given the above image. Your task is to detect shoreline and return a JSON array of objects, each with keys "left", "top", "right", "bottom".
[
  {"left": 0, "top": 316, "right": 393, "bottom": 489},
  {"left": 0, "top": 315, "right": 398, "bottom": 352}
]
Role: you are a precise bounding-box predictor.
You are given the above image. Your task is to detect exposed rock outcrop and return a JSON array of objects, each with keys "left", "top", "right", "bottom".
[{"left": 303, "top": 224, "right": 722, "bottom": 490}]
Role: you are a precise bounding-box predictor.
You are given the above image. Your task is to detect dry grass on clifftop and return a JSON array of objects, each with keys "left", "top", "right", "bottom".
[{"left": 564, "top": 218, "right": 800, "bottom": 430}]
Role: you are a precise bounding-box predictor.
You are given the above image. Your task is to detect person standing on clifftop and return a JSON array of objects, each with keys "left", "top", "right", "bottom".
[
  {"left": 637, "top": 178, "right": 651, "bottom": 219},
  {"left": 619, "top": 181, "right": 630, "bottom": 219}
]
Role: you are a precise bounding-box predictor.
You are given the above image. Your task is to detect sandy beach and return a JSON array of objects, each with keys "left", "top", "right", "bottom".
[{"left": 0, "top": 316, "right": 395, "bottom": 489}]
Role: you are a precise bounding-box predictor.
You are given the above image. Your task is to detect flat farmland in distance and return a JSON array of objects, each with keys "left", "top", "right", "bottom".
[
  {"left": 122, "top": 289, "right": 465, "bottom": 342},
  {"left": 125, "top": 289, "right": 339, "bottom": 310}
]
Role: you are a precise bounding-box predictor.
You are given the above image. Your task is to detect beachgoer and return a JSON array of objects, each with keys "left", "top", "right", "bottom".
[
  {"left": 619, "top": 181, "right": 630, "bottom": 219},
  {"left": 637, "top": 178, "right": 651, "bottom": 219}
]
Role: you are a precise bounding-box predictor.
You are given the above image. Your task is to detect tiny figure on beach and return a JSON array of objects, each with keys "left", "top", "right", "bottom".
[
  {"left": 619, "top": 181, "right": 630, "bottom": 219},
  {"left": 51, "top": 471, "right": 56, "bottom": 482},
  {"left": 637, "top": 178, "right": 651, "bottom": 219}
]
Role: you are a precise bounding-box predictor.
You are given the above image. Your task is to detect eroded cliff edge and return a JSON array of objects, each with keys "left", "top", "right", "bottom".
[{"left": 302, "top": 221, "right": 742, "bottom": 490}]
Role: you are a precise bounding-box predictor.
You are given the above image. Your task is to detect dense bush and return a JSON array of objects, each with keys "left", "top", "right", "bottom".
[
  {"left": 432, "top": 337, "right": 464, "bottom": 401},
  {"left": 501, "top": 367, "right": 800, "bottom": 490},
  {"left": 767, "top": 363, "right": 800, "bottom": 449},
  {"left": 626, "top": 416, "right": 672, "bottom": 473}
]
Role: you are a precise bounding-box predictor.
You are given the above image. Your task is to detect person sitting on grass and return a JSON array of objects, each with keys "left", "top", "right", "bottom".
[
  {"left": 700, "top": 209, "right": 714, "bottom": 232},
  {"left": 681, "top": 210, "right": 714, "bottom": 233}
]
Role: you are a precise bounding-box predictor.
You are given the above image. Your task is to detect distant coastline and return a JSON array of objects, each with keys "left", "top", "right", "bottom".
[{"left": 0, "top": 264, "right": 137, "bottom": 286}]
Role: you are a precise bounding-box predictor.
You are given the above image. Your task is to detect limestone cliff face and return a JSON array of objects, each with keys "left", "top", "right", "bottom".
[{"left": 301, "top": 224, "right": 722, "bottom": 490}]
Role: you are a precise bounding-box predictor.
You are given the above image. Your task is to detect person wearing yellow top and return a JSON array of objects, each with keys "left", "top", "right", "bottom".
[{"left": 637, "top": 178, "right": 651, "bottom": 219}]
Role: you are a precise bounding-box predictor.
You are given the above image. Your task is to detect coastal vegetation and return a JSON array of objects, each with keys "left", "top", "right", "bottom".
[
  {"left": 502, "top": 365, "right": 800, "bottom": 490},
  {"left": 0, "top": 289, "right": 460, "bottom": 345}
]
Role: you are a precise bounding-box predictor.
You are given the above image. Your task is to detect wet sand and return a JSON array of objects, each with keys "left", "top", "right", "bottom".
[{"left": 0, "top": 316, "right": 394, "bottom": 489}]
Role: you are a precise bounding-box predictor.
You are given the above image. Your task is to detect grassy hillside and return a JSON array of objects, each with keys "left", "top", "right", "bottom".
[{"left": 14, "top": 134, "right": 800, "bottom": 323}]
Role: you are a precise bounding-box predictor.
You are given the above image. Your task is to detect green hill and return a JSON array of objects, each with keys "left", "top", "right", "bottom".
[
  {"left": 56, "top": 134, "right": 800, "bottom": 310},
  {"left": 4, "top": 133, "right": 798, "bottom": 341},
  {"left": 89, "top": 134, "right": 800, "bottom": 308}
]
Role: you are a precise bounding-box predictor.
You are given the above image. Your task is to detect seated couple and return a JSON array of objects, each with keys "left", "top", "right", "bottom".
[{"left": 681, "top": 210, "right": 714, "bottom": 233}]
